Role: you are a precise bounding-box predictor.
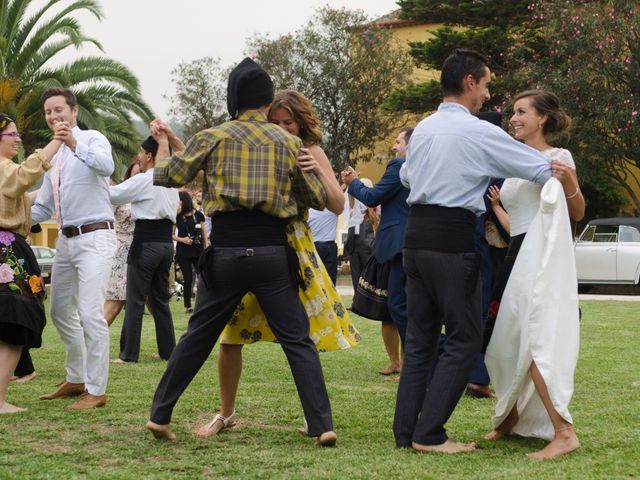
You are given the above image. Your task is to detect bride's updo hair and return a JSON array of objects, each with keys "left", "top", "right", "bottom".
[{"left": 514, "top": 90, "right": 572, "bottom": 135}]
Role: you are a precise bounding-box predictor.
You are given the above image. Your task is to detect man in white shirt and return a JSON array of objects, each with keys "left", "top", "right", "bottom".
[
  {"left": 393, "top": 49, "right": 553, "bottom": 453},
  {"left": 33, "top": 88, "right": 117, "bottom": 409},
  {"left": 307, "top": 208, "right": 339, "bottom": 285},
  {"left": 110, "top": 136, "right": 181, "bottom": 363}
]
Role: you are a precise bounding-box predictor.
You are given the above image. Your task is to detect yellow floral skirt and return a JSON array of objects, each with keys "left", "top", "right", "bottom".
[{"left": 220, "top": 220, "right": 361, "bottom": 351}]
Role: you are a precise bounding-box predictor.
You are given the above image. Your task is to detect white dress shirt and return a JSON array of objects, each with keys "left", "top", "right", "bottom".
[
  {"left": 400, "top": 102, "right": 553, "bottom": 215},
  {"left": 344, "top": 191, "right": 367, "bottom": 234},
  {"left": 32, "top": 126, "right": 114, "bottom": 227},
  {"left": 110, "top": 168, "right": 179, "bottom": 223},
  {"left": 308, "top": 208, "right": 338, "bottom": 242}
]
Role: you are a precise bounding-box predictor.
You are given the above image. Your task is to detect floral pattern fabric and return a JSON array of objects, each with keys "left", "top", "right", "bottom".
[
  {"left": 106, "top": 204, "right": 134, "bottom": 301},
  {"left": 0, "top": 230, "right": 45, "bottom": 302},
  {"left": 220, "top": 219, "right": 361, "bottom": 351}
]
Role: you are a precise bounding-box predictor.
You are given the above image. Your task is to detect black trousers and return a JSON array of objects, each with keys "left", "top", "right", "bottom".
[
  {"left": 119, "top": 242, "right": 176, "bottom": 362},
  {"left": 393, "top": 248, "right": 481, "bottom": 447},
  {"left": 176, "top": 256, "right": 199, "bottom": 309},
  {"left": 314, "top": 241, "right": 338, "bottom": 285},
  {"left": 14, "top": 348, "right": 34, "bottom": 376},
  {"left": 150, "top": 246, "right": 334, "bottom": 436}
]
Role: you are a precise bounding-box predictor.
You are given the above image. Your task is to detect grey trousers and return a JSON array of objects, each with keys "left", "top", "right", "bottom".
[
  {"left": 393, "top": 248, "right": 481, "bottom": 447},
  {"left": 119, "top": 242, "right": 176, "bottom": 362}
]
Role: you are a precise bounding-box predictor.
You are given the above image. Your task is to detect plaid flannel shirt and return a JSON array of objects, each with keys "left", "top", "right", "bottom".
[{"left": 154, "top": 110, "right": 327, "bottom": 218}]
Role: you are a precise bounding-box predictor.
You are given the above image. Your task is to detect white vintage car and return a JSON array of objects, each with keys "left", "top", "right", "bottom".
[{"left": 574, "top": 217, "right": 640, "bottom": 286}]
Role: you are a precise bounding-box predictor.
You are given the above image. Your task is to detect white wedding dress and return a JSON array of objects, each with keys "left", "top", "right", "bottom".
[{"left": 485, "top": 176, "right": 580, "bottom": 441}]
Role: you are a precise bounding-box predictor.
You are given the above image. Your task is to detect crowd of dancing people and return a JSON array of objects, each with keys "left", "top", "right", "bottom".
[{"left": 0, "top": 49, "right": 585, "bottom": 458}]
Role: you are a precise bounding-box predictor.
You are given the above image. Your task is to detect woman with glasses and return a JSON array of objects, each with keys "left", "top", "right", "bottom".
[{"left": 0, "top": 113, "right": 61, "bottom": 413}]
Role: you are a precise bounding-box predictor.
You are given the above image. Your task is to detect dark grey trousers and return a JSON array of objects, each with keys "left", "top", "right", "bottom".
[
  {"left": 119, "top": 242, "right": 175, "bottom": 362},
  {"left": 393, "top": 248, "right": 481, "bottom": 447},
  {"left": 150, "top": 246, "right": 334, "bottom": 437}
]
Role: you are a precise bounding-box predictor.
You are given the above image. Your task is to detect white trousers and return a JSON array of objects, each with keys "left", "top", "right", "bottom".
[{"left": 51, "top": 229, "right": 116, "bottom": 395}]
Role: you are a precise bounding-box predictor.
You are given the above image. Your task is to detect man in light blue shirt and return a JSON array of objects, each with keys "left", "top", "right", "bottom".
[
  {"left": 393, "top": 49, "right": 553, "bottom": 454},
  {"left": 33, "top": 88, "right": 116, "bottom": 410}
]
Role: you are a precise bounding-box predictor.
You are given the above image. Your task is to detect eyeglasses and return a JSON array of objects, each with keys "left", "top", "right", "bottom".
[{"left": 0, "top": 132, "right": 21, "bottom": 139}]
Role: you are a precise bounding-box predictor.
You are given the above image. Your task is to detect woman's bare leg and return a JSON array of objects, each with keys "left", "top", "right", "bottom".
[
  {"left": 104, "top": 300, "right": 125, "bottom": 326},
  {"left": 196, "top": 343, "right": 243, "bottom": 436},
  {"left": 527, "top": 361, "right": 579, "bottom": 459},
  {"left": 0, "top": 342, "right": 26, "bottom": 414},
  {"left": 485, "top": 404, "right": 519, "bottom": 440},
  {"left": 379, "top": 321, "right": 401, "bottom": 374}
]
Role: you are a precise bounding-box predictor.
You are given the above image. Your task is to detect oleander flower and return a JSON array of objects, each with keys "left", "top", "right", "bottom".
[
  {"left": 0, "top": 263, "right": 15, "bottom": 283},
  {"left": 0, "top": 231, "right": 16, "bottom": 246},
  {"left": 29, "top": 275, "right": 43, "bottom": 293}
]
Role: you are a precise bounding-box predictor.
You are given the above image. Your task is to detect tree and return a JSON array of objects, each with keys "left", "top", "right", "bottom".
[
  {"left": 386, "top": 0, "right": 631, "bottom": 219},
  {"left": 524, "top": 0, "right": 639, "bottom": 214},
  {"left": 247, "top": 6, "right": 413, "bottom": 170},
  {"left": 0, "top": 0, "right": 153, "bottom": 172},
  {"left": 164, "top": 56, "right": 228, "bottom": 139}
]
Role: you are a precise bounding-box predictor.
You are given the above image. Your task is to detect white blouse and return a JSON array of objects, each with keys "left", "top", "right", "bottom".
[{"left": 500, "top": 148, "right": 575, "bottom": 236}]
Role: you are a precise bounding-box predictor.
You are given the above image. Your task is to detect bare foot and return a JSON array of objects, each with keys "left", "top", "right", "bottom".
[
  {"left": 0, "top": 402, "right": 28, "bottom": 414},
  {"left": 316, "top": 430, "right": 337, "bottom": 447},
  {"left": 110, "top": 358, "right": 127, "bottom": 364},
  {"left": 146, "top": 421, "right": 176, "bottom": 440},
  {"left": 14, "top": 371, "right": 37, "bottom": 383},
  {"left": 379, "top": 363, "right": 401, "bottom": 375},
  {"left": 527, "top": 426, "right": 580, "bottom": 460},
  {"left": 412, "top": 439, "right": 477, "bottom": 454},
  {"left": 485, "top": 405, "right": 519, "bottom": 440},
  {"left": 384, "top": 375, "right": 400, "bottom": 383}
]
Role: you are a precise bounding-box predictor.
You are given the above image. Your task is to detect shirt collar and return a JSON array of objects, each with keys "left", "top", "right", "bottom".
[
  {"left": 438, "top": 102, "right": 471, "bottom": 115},
  {"left": 236, "top": 110, "right": 269, "bottom": 122}
]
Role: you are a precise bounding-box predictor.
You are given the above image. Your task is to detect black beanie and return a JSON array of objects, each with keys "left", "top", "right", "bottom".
[
  {"left": 227, "top": 57, "right": 274, "bottom": 119},
  {"left": 141, "top": 136, "right": 159, "bottom": 157}
]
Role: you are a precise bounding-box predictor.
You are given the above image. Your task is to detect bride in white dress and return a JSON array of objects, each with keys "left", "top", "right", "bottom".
[{"left": 484, "top": 90, "right": 585, "bottom": 459}]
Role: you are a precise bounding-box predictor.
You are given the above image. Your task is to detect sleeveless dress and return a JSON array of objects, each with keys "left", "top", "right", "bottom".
[
  {"left": 105, "top": 203, "right": 134, "bottom": 301},
  {"left": 220, "top": 217, "right": 361, "bottom": 351}
]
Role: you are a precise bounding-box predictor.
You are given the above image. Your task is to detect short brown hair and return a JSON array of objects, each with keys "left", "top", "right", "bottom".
[
  {"left": 514, "top": 90, "right": 571, "bottom": 135},
  {"left": 41, "top": 87, "right": 77, "bottom": 108}
]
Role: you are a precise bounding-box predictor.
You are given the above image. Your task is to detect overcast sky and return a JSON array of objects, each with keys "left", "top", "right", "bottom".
[{"left": 57, "top": 0, "right": 400, "bottom": 118}]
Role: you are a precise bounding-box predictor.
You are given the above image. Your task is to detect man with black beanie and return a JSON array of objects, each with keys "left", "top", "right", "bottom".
[
  {"left": 146, "top": 58, "right": 337, "bottom": 446},
  {"left": 109, "top": 136, "right": 181, "bottom": 363}
]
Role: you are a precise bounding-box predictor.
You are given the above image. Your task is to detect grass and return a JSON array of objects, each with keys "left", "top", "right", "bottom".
[{"left": 1, "top": 293, "right": 639, "bottom": 479}]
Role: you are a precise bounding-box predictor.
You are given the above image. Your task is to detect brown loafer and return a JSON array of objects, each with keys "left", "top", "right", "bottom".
[
  {"left": 67, "top": 393, "right": 107, "bottom": 410},
  {"left": 465, "top": 383, "right": 496, "bottom": 399},
  {"left": 39, "top": 381, "right": 85, "bottom": 400}
]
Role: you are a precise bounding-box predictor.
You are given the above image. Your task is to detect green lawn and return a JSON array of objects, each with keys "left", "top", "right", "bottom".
[{"left": 1, "top": 296, "right": 638, "bottom": 479}]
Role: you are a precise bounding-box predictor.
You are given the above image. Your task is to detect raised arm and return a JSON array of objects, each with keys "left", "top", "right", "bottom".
[
  {"left": 0, "top": 142, "right": 58, "bottom": 198},
  {"left": 153, "top": 130, "right": 213, "bottom": 188}
]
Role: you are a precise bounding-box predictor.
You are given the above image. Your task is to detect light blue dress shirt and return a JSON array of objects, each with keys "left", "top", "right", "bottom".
[
  {"left": 32, "top": 126, "right": 115, "bottom": 227},
  {"left": 400, "top": 102, "right": 553, "bottom": 215}
]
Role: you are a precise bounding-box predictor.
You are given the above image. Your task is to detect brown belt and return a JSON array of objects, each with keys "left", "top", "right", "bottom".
[{"left": 61, "top": 221, "right": 114, "bottom": 238}]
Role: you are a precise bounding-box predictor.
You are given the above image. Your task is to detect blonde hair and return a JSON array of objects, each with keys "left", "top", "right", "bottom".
[{"left": 268, "top": 90, "right": 323, "bottom": 146}]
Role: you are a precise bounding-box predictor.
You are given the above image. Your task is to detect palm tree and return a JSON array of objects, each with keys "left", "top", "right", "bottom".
[{"left": 0, "top": 0, "right": 153, "bottom": 172}]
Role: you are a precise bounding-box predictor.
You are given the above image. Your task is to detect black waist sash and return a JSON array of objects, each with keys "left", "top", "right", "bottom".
[
  {"left": 404, "top": 204, "right": 476, "bottom": 253},
  {"left": 134, "top": 219, "right": 173, "bottom": 243}
]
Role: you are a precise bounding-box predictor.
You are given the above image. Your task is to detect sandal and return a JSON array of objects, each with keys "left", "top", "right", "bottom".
[{"left": 196, "top": 411, "right": 237, "bottom": 437}]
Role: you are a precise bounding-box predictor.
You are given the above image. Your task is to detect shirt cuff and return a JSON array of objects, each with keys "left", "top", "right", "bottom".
[{"left": 31, "top": 149, "right": 52, "bottom": 171}]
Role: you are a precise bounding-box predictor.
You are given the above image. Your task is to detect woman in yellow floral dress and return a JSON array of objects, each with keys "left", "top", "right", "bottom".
[
  {"left": 196, "top": 91, "right": 360, "bottom": 437},
  {"left": 0, "top": 114, "right": 61, "bottom": 413}
]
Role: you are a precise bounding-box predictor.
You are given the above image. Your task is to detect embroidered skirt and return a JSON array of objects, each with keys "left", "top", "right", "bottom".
[{"left": 0, "top": 229, "right": 46, "bottom": 347}]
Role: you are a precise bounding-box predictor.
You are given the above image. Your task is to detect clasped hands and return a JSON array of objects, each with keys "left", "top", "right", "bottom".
[{"left": 340, "top": 166, "right": 359, "bottom": 186}]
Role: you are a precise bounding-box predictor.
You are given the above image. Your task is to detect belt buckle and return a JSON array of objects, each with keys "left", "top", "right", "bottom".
[{"left": 245, "top": 248, "right": 254, "bottom": 257}]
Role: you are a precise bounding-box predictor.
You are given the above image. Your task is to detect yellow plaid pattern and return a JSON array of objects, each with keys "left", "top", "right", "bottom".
[{"left": 154, "top": 110, "right": 327, "bottom": 218}]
